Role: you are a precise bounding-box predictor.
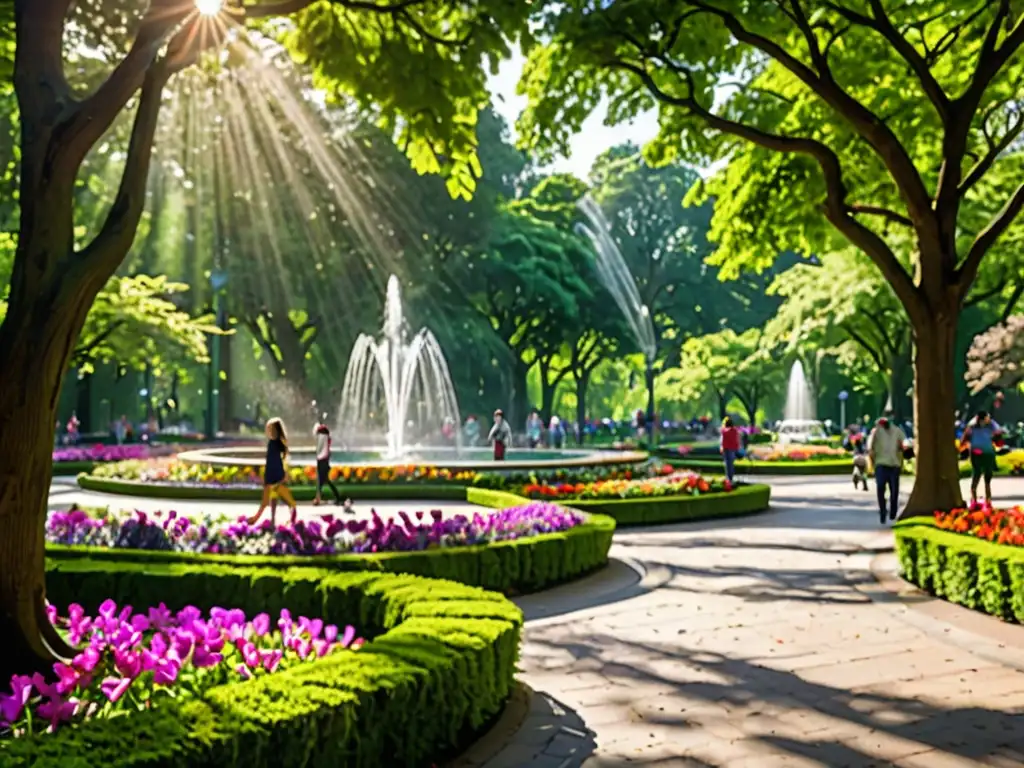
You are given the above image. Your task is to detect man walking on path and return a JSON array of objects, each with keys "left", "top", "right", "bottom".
[{"left": 868, "top": 415, "right": 907, "bottom": 524}]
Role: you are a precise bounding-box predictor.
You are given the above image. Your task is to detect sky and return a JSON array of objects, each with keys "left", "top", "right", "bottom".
[{"left": 486, "top": 52, "right": 660, "bottom": 182}]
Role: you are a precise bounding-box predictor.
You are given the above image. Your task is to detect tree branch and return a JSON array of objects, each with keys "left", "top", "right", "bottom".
[
  {"left": 842, "top": 323, "right": 888, "bottom": 374},
  {"left": 959, "top": 112, "right": 1024, "bottom": 195},
  {"left": 679, "top": 0, "right": 933, "bottom": 229},
  {"left": 847, "top": 203, "right": 912, "bottom": 228},
  {"left": 821, "top": 0, "right": 950, "bottom": 122},
  {"left": 957, "top": 182, "right": 1024, "bottom": 301},
  {"left": 1001, "top": 282, "right": 1024, "bottom": 323},
  {"left": 76, "top": 62, "right": 173, "bottom": 283},
  {"left": 964, "top": 274, "right": 1009, "bottom": 308},
  {"left": 608, "top": 58, "right": 923, "bottom": 323},
  {"left": 72, "top": 320, "right": 127, "bottom": 367}
]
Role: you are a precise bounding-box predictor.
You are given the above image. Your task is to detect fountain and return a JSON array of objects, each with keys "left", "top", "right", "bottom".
[
  {"left": 336, "top": 275, "right": 461, "bottom": 458},
  {"left": 575, "top": 196, "right": 658, "bottom": 444},
  {"left": 778, "top": 360, "right": 824, "bottom": 443},
  {"left": 575, "top": 196, "right": 657, "bottom": 362}
]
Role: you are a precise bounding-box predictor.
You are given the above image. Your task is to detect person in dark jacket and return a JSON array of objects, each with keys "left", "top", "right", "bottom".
[{"left": 248, "top": 417, "right": 298, "bottom": 526}]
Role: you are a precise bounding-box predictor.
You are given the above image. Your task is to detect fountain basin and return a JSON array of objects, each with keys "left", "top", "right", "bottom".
[{"left": 176, "top": 445, "right": 649, "bottom": 473}]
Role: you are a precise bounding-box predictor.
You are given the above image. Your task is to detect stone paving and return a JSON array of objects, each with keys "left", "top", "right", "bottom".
[{"left": 491, "top": 476, "right": 1024, "bottom": 767}]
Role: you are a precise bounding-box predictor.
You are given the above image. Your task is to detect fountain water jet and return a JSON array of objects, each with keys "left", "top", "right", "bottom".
[
  {"left": 778, "top": 360, "right": 824, "bottom": 443},
  {"left": 337, "top": 275, "right": 461, "bottom": 458},
  {"left": 575, "top": 196, "right": 657, "bottom": 362}
]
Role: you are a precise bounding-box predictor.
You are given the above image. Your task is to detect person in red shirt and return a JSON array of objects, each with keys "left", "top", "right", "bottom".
[{"left": 720, "top": 417, "right": 742, "bottom": 483}]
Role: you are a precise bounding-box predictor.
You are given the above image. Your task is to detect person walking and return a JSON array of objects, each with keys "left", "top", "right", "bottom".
[
  {"left": 850, "top": 434, "right": 869, "bottom": 491},
  {"left": 526, "top": 411, "right": 543, "bottom": 448},
  {"left": 248, "top": 417, "right": 298, "bottom": 526},
  {"left": 312, "top": 420, "right": 342, "bottom": 506},
  {"left": 867, "top": 415, "right": 907, "bottom": 523},
  {"left": 488, "top": 409, "right": 512, "bottom": 461},
  {"left": 463, "top": 415, "right": 481, "bottom": 446},
  {"left": 549, "top": 415, "right": 565, "bottom": 449},
  {"left": 962, "top": 410, "right": 1000, "bottom": 507},
  {"left": 719, "top": 417, "right": 741, "bottom": 484}
]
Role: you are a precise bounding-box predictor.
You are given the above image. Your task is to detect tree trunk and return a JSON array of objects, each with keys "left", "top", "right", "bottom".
[
  {"left": 903, "top": 311, "right": 963, "bottom": 516},
  {"left": 0, "top": 282, "right": 85, "bottom": 678}
]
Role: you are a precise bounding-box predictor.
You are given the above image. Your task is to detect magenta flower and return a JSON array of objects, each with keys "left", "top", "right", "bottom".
[
  {"left": 100, "top": 677, "right": 132, "bottom": 703},
  {"left": 251, "top": 613, "right": 270, "bottom": 637},
  {"left": 0, "top": 675, "right": 34, "bottom": 724}
]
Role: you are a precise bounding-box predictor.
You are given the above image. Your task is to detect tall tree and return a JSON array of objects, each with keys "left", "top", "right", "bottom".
[
  {"left": 2, "top": 0, "right": 532, "bottom": 674},
  {"left": 518, "top": 1, "right": 1024, "bottom": 515}
]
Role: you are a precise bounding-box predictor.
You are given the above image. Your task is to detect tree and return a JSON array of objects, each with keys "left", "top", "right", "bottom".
[
  {"left": 766, "top": 250, "right": 913, "bottom": 420},
  {"left": 966, "top": 317, "right": 1024, "bottom": 394},
  {"left": 518, "top": 1, "right": 1024, "bottom": 515},
  {"left": 671, "top": 328, "right": 782, "bottom": 423},
  {"left": 2, "top": 0, "right": 533, "bottom": 674}
]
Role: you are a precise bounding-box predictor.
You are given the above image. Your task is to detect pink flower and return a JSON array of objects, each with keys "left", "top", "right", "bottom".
[
  {"left": 0, "top": 675, "right": 34, "bottom": 724},
  {"left": 100, "top": 676, "right": 132, "bottom": 703}
]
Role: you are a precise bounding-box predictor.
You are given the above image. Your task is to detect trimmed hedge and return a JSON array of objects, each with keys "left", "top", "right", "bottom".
[
  {"left": 52, "top": 460, "right": 96, "bottom": 476},
  {"left": 77, "top": 473, "right": 468, "bottom": 502},
  {"left": 47, "top": 486, "right": 615, "bottom": 595},
  {"left": 666, "top": 457, "right": 852, "bottom": 476},
  {"left": 895, "top": 520, "right": 1024, "bottom": 622},
  {"left": 45, "top": 511, "right": 615, "bottom": 596},
  {"left": 565, "top": 483, "right": 771, "bottom": 526},
  {"left": 4, "top": 560, "right": 521, "bottom": 767}
]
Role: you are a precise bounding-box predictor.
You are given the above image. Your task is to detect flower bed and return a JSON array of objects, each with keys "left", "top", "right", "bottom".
[
  {"left": 46, "top": 497, "right": 615, "bottom": 595},
  {"left": 11, "top": 561, "right": 521, "bottom": 766},
  {"left": 520, "top": 470, "right": 731, "bottom": 501},
  {"left": 47, "top": 503, "right": 584, "bottom": 557},
  {"left": 666, "top": 457, "right": 852, "bottom": 475},
  {"left": 1, "top": 601, "right": 362, "bottom": 739},
  {"left": 567, "top": 483, "right": 771, "bottom": 526},
  {"left": 747, "top": 444, "right": 849, "bottom": 462},
  {"left": 895, "top": 517, "right": 1024, "bottom": 623},
  {"left": 933, "top": 505, "right": 1024, "bottom": 546}
]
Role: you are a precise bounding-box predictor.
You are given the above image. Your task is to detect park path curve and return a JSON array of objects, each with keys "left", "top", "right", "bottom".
[{"left": 495, "top": 477, "right": 1024, "bottom": 768}]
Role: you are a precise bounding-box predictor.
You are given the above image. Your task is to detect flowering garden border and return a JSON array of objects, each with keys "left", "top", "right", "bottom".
[
  {"left": 10, "top": 560, "right": 521, "bottom": 766},
  {"left": 567, "top": 483, "right": 771, "bottom": 526},
  {"left": 46, "top": 489, "right": 615, "bottom": 597},
  {"left": 666, "top": 457, "right": 852, "bottom": 476},
  {"left": 895, "top": 519, "right": 1024, "bottom": 623}
]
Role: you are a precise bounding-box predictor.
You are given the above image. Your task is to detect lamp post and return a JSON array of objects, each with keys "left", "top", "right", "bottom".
[
  {"left": 645, "top": 354, "right": 656, "bottom": 450},
  {"left": 206, "top": 270, "right": 228, "bottom": 440},
  {"left": 838, "top": 390, "right": 849, "bottom": 432}
]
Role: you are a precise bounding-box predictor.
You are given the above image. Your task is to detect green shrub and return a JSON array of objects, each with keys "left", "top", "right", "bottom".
[
  {"left": 567, "top": 484, "right": 770, "bottom": 526},
  {"left": 46, "top": 512, "right": 616, "bottom": 597},
  {"left": 7, "top": 560, "right": 521, "bottom": 768},
  {"left": 52, "top": 460, "right": 96, "bottom": 476},
  {"left": 666, "top": 458, "right": 851, "bottom": 475},
  {"left": 895, "top": 521, "right": 1024, "bottom": 622}
]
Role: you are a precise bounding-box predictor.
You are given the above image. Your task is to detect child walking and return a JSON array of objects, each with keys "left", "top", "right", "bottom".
[
  {"left": 851, "top": 435, "right": 869, "bottom": 491},
  {"left": 488, "top": 409, "right": 512, "bottom": 461},
  {"left": 248, "top": 417, "right": 298, "bottom": 526},
  {"left": 313, "top": 420, "right": 343, "bottom": 506}
]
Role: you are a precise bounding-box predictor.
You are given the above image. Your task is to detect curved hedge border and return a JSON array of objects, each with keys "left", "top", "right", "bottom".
[
  {"left": 895, "top": 520, "right": 1024, "bottom": 622},
  {"left": 52, "top": 461, "right": 96, "bottom": 476},
  {"left": 46, "top": 487, "right": 616, "bottom": 596},
  {"left": 666, "top": 457, "right": 852, "bottom": 476},
  {"left": 564, "top": 483, "right": 771, "bottom": 526},
  {"left": 7, "top": 559, "right": 521, "bottom": 768},
  {"left": 76, "top": 473, "right": 468, "bottom": 502}
]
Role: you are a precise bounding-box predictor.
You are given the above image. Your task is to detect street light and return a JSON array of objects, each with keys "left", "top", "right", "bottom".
[
  {"left": 206, "top": 270, "right": 228, "bottom": 440},
  {"left": 838, "top": 390, "right": 849, "bottom": 431},
  {"left": 644, "top": 353, "right": 656, "bottom": 450}
]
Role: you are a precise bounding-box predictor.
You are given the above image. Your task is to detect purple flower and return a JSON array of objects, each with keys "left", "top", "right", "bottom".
[
  {"left": 100, "top": 676, "right": 132, "bottom": 703},
  {"left": 251, "top": 613, "right": 270, "bottom": 637},
  {"left": 0, "top": 675, "right": 34, "bottom": 724}
]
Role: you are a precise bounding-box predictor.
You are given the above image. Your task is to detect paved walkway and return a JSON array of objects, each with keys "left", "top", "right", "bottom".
[
  {"left": 491, "top": 476, "right": 1024, "bottom": 767},
  {"left": 47, "top": 477, "right": 488, "bottom": 522}
]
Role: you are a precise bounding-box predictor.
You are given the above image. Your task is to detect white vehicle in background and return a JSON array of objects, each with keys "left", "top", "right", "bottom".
[{"left": 777, "top": 419, "right": 827, "bottom": 444}]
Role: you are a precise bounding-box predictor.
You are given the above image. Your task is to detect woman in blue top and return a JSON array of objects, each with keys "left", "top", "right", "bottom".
[
  {"left": 962, "top": 410, "right": 1000, "bottom": 507},
  {"left": 248, "top": 417, "right": 298, "bottom": 526}
]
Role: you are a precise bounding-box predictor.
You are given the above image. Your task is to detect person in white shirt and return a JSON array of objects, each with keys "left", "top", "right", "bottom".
[
  {"left": 313, "top": 421, "right": 342, "bottom": 506},
  {"left": 867, "top": 415, "right": 907, "bottom": 524}
]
